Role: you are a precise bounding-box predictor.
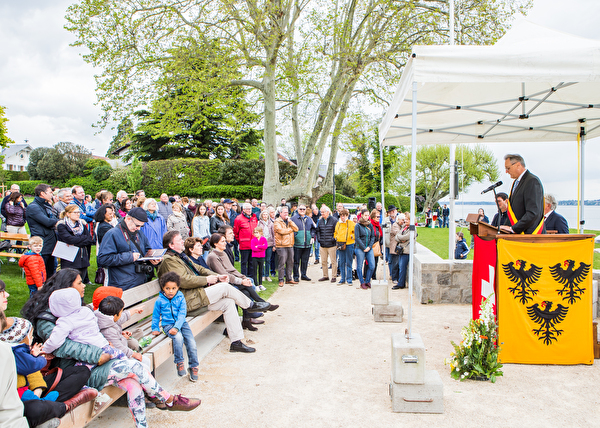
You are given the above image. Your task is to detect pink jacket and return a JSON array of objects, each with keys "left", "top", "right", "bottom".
[{"left": 251, "top": 236, "right": 268, "bottom": 258}]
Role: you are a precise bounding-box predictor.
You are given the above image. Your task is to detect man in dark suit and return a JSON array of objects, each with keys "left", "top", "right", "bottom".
[
  {"left": 544, "top": 194, "right": 569, "bottom": 234},
  {"left": 491, "top": 192, "right": 509, "bottom": 228},
  {"left": 501, "top": 154, "right": 545, "bottom": 234}
]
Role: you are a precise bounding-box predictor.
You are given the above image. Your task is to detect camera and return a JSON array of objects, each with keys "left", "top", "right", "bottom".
[{"left": 135, "top": 262, "right": 154, "bottom": 275}]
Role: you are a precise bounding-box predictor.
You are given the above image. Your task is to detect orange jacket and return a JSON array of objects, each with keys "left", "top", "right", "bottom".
[{"left": 18, "top": 252, "right": 46, "bottom": 289}]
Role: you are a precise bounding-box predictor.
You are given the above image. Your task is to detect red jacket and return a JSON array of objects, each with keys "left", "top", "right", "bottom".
[
  {"left": 18, "top": 252, "right": 46, "bottom": 289},
  {"left": 233, "top": 213, "right": 258, "bottom": 250}
]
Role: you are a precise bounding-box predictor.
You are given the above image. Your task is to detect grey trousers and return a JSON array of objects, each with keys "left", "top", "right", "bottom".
[{"left": 277, "top": 247, "right": 294, "bottom": 282}]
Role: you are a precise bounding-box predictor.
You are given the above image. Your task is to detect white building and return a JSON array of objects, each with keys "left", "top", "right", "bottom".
[{"left": 1, "top": 143, "right": 32, "bottom": 172}]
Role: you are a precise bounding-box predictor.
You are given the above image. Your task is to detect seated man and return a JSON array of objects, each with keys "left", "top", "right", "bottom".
[
  {"left": 157, "top": 230, "right": 269, "bottom": 353},
  {"left": 97, "top": 207, "right": 157, "bottom": 291}
]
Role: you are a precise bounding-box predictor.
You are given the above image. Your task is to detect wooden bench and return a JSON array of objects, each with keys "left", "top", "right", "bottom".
[
  {"left": 59, "top": 279, "right": 223, "bottom": 428},
  {"left": 0, "top": 232, "right": 29, "bottom": 261}
]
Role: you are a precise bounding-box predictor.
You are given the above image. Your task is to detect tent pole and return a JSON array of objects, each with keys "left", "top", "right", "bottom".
[
  {"left": 448, "top": 0, "right": 456, "bottom": 260},
  {"left": 579, "top": 126, "right": 586, "bottom": 234},
  {"left": 379, "top": 140, "right": 387, "bottom": 282},
  {"left": 408, "top": 81, "right": 418, "bottom": 339}
]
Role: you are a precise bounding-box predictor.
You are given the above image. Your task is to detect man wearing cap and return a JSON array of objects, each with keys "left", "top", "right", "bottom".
[{"left": 97, "top": 207, "right": 158, "bottom": 290}]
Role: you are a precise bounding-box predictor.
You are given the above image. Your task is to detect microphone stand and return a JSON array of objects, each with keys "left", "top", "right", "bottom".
[{"left": 492, "top": 188, "right": 501, "bottom": 235}]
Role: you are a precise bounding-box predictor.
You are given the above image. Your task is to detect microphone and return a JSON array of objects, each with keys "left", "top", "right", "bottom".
[{"left": 481, "top": 181, "right": 503, "bottom": 194}]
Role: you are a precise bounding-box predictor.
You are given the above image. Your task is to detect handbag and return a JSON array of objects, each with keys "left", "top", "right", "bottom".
[
  {"left": 372, "top": 241, "right": 382, "bottom": 257},
  {"left": 336, "top": 222, "right": 349, "bottom": 251},
  {"left": 94, "top": 267, "right": 106, "bottom": 285}
]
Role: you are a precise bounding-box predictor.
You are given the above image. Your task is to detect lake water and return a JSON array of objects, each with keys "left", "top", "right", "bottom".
[{"left": 449, "top": 204, "right": 600, "bottom": 231}]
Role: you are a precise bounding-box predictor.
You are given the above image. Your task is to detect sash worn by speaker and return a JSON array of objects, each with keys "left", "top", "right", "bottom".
[{"left": 506, "top": 200, "right": 544, "bottom": 234}]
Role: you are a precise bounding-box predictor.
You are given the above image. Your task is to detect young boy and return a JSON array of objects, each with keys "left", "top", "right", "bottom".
[
  {"left": 151, "top": 272, "right": 199, "bottom": 382},
  {"left": 18, "top": 236, "right": 46, "bottom": 296},
  {"left": 95, "top": 296, "right": 150, "bottom": 369},
  {"left": 455, "top": 232, "right": 470, "bottom": 260}
]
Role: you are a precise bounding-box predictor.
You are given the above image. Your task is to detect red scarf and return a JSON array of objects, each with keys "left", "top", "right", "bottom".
[{"left": 370, "top": 217, "right": 382, "bottom": 239}]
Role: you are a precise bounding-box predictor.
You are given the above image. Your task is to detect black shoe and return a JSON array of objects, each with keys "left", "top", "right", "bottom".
[
  {"left": 223, "top": 328, "right": 228, "bottom": 337},
  {"left": 301, "top": 276, "right": 311, "bottom": 281},
  {"left": 247, "top": 301, "right": 271, "bottom": 313},
  {"left": 267, "top": 304, "right": 279, "bottom": 311},
  {"left": 242, "top": 319, "right": 258, "bottom": 331},
  {"left": 230, "top": 340, "right": 256, "bottom": 353},
  {"left": 247, "top": 312, "right": 264, "bottom": 318}
]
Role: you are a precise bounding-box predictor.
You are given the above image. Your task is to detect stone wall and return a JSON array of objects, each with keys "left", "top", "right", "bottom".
[{"left": 412, "top": 243, "right": 472, "bottom": 304}]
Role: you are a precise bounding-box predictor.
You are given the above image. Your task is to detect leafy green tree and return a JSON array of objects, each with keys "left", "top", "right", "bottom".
[
  {"left": 34, "top": 142, "right": 92, "bottom": 183},
  {"left": 126, "top": 158, "right": 144, "bottom": 192},
  {"left": 66, "top": 0, "right": 530, "bottom": 204},
  {"left": 106, "top": 118, "right": 134, "bottom": 158},
  {"left": 27, "top": 147, "right": 52, "bottom": 180},
  {"left": 0, "top": 105, "right": 14, "bottom": 149},
  {"left": 394, "top": 145, "right": 499, "bottom": 209},
  {"left": 83, "top": 158, "right": 111, "bottom": 176}
]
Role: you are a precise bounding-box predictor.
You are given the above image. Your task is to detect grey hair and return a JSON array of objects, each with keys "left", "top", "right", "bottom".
[
  {"left": 117, "top": 190, "right": 128, "bottom": 199},
  {"left": 545, "top": 194, "right": 558, "bottom": 210},
  {"left": 321, "top": 205, "right": 331, "bottom": 214},
  {"left": 503, "top": 153, "right": 526, "bottom": 168},
  {"left": 243, "top": 202, "right": 252, "bottom": 209}
]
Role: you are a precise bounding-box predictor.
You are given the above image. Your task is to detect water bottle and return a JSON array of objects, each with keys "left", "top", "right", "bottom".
[{"left": 138, "top": 335, "right": 153, "bottom": 348}]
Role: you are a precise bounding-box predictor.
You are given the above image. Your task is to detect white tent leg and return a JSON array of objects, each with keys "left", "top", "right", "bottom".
[
  {"left": 380, "top": 144, "right": 387, "bottom": 282},
  {"left": 579, "top": 127, "right": 586, "bottom": 234},
  {"left": 449, "top": 145, "right": 456, "bottom": 259},
  {"left": 408, "top": 81, "right": 418, "bottom": 339}
]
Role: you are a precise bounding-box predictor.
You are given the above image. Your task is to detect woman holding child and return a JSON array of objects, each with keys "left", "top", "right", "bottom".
[{"left": 21, "top": 269, "right": 201, "bottom": 428}]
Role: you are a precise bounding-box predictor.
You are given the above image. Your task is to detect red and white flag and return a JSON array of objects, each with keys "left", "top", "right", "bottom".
[{"left": 471, "top": 236, "right": 497, "bottom": 319}]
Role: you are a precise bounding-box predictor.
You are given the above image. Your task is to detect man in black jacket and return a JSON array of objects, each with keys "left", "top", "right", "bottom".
[
  {"left": 315, "top": 206, "right": 338, "bottom": 283},
  {"left": 544, "top": 194, "right": 569, "bottom": 234},
  {"left": 491, "top": 192, "right": 509, "bottom": 228},
  {"left": 25, "top": 184, "right": 58, "bottom": 279}
]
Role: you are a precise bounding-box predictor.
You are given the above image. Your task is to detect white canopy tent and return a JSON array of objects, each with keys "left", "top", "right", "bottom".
[{"left": 378, "top": 19, "right": 600, "bottom": 336}]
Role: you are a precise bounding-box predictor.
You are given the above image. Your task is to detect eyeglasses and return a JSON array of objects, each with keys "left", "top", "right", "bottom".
[
  {"left": 505, "top": 162, "right": 517, "bottom": 171},
  {"left": 72, "top": 211, "right": 81, "bottom": 214},
  {"left": 298, "top": 208, "right": 306, "bottom": 211}
]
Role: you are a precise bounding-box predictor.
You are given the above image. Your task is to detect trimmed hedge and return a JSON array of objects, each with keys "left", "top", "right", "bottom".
[
  {"left": 3, "top": 171, "right": 30, "bottom": 181},
  {"left": 218, "top": 159, "right": 298, "bottom": 186},
  {"left": 354, "top": 193, "right": 399, "bottom": 210},
  {"left": 316, "top": 193, "right": 356, "bottom": 209},
  {"left": 64, "top": 177, "right": 112, "bottom": 195},
  {"left": 7, "top": 181, "right": 44, "bottom": 196},
  {"left": 142, "top": 159, "right": 221, "bottom": 197},
  {"left": 190, "top": 185, "right": 263, "bottom": 200}
]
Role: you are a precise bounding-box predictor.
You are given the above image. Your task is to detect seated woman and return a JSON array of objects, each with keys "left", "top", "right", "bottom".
[
  {"left": 184, "top": 237, "right": 209, "bottom": 269},
  {"left": 206, "top": 234, "right": 277, "bottom": 332},
  {"left": 56, "top": 205, "right": 94, "bottom": 283},
  {"left": 21, "top": 269, "right": 201, "bottom": 428}
]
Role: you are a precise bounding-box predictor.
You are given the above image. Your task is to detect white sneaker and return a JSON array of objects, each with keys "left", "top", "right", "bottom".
[
  {"left": 8, "top": 257, "right": 15, "bottom": 263},
  {"left": 265, "top": 277, "right": 271, "bottom": 282},
  {"left": 258, "top": 285, "right": 267, "bottom": 291}
]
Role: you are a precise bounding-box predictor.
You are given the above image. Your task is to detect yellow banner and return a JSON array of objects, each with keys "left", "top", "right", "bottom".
[{"left": 497, "top": 238, "right": 594, "bottom": 364}]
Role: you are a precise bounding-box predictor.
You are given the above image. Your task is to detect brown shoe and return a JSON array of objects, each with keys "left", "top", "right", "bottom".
[
  {"left": 167, "top": 394, "right": 201, "bottom": 411},
  {"left": 318, "top": 277, "right": 329, "bottom": 282},
  {"left": 64, "top": 388, "right": 98, "bottom": 413},
  {"left": 330, "top": 277, "right": 337, "bottom": 283},
  {"left": 286, "top": 280, "right": 298, "bottom": 285},
  {"left": 278, "top": 281, "right": 284, "bottom": 287}
]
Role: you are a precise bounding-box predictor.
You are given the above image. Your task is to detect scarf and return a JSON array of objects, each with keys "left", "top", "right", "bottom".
[
  {"left": 172, "top": 211, "right": 186, "bottom": 219},
  {"left": 167, "top": 248, "right": 202, "bottom": 276},
  {"left": 146, "top": 211, "right": 158, "bottom": 221},
  {"left": 65, "top": 217, "right": 84, "bottom": 235},
  {"left": 370, "top": 217, "right": 382, "bottom": 239}
]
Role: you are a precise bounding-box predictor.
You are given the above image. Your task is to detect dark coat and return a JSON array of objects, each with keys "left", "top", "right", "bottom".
[
  {"left": 210, "top": 215, "right": 228, "bottom": 235},
  {"left": 315, "top": 215, "right": 338, "bottom": 248},
  {"left": 290, "top": 213, "right": 316, "bottom": 248},
  {"left": 354, "top": 222, "right": 375, "bottom": 251},
  {"left": 56, "top": 221, "right": 94, "bottom": 269},
  {"left": 5, "top": 202, "right": 26, "bottom": 227},
  {"left": 26, "top": 197, "right": 58, "bottom": 256},
  {"left": 508, "top": 170, "right": 545, "bottom": 234},
  {"left": 491, "top": 211, "right": 508, "bottom": 228},
  {"left": 545, "top": 211, "right": 569, "bottom": 234}
]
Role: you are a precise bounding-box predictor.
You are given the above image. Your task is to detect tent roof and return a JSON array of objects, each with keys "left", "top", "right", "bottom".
[{"left": 379, "top": 20, "right": 600, "bottom": 147}]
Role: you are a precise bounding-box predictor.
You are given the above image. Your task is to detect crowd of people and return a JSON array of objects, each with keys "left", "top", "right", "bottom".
[{"left": 0, "top": 183, "right": 416, "bottom": 428}]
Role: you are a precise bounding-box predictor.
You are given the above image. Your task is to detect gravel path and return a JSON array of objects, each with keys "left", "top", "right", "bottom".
[{"left": 94, "top": 260, "right": 600, "bottom": 428}]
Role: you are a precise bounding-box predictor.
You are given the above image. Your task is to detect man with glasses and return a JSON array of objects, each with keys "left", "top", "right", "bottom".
[
  {"left": 97, "top": 207, "right": 158, "bottom": 290},
  {"left": 501, "top": 154, "right": 545, "bottom": 234},
  {"left": 291, "top": 204, "right": 316, "bottom": 282},
  {"left": 26, "top": 184, "right": 59, "bottom": 279}
]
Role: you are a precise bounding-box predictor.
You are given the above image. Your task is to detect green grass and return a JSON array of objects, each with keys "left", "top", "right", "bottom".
[{"left": 416, "top": 226, "right": 600, "bottom": 268}]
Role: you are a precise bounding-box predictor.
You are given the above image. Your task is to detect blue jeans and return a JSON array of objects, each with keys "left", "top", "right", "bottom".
[
  {"left": 264, "top": 246, "right": 273, "bottom": 277},
  {"left": 338, "top": 244, "right": 354, "bottom": 284},
  {"left": 164, "top": 321, "right": 199, "bottom": 368},
  {"left": 397, "top": 254, "right": 410, "bottom": 288},
  {"left": 310, "top": 240, "right": 320, "bottom": 261},
  {"left": 355, "top": 247, "right": 375, "bottom": 284},
  {"left": 389, "top": 253, "right": 399, "bottom": 282}
]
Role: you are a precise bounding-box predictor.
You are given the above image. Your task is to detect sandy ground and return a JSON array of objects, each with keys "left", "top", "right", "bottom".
[{"left": 90, "top": 260, "right": 600, "bottom": 428}]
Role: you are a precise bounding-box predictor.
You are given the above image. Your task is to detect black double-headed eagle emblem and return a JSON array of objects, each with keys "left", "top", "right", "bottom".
[
  {"left": 526, "top": 301, "right": 569, "bottom": 345},
  {"left": 502, "top": 259, "right": 542, "bottom": 304},
  {"left": 549, "top": 260, "right": 590, "bottom": 304}
]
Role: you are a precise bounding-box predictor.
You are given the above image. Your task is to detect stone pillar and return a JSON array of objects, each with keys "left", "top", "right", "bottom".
[{"left": 371, "top": 280, "right": 403, "bottom": 322}]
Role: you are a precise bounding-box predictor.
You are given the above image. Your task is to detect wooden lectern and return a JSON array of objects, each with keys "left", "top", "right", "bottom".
[{"left": 467, "top": 213, "right": 596, "bottom": 364}]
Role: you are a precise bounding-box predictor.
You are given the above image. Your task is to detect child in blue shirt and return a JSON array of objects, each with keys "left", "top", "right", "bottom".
[
  {"left": 152, "top": 272, "right": 199, "bottom": 382},
  {"left": 455, "top": 232, "right": 470, "bottom": 260}
]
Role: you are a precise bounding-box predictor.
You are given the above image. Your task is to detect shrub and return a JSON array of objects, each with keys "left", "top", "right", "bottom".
[
  {"left": 91, "top": 165, "right": 113, "bottom": 182},
  {"left": 7, "top": 180, "right": 44, "bottom": 196},
  {"left": 143, "top": 159, "right": 221, "bottom": 197},
  {"left": 355, "top": 193, "right": 399, "bottom": 210},
  {"left": 3, "top": 171, "right": 29, "bottom": 181},
  {"left": 315, "top": 193, "right": 355, "bottom": 209},
  {"left": 218, "top": 159, "right": 298, "bottom": 186},
  {"left": 189, "top": 185, "right": 263, "bottom": 200},
  {"left": 107, "top": 167, "right": 129, "bottom": 193},
  {"left": 64, "top": 177, "right": 111, "bottom": 195},
  {"left": 83, "top": 158, "right": 111, "bottom": 176}
]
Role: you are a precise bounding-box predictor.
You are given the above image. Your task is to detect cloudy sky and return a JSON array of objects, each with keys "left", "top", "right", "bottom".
[{"left": 1, "top": 0, "right": 599, "bottom": 201}]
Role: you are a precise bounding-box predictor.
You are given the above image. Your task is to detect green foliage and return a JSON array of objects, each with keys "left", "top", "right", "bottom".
[
  {"left": 32, "top": 142, "right": 92, "bottom": 183},
  {"left": 106, "top": 167, "right": 129, "bottom": 193},
  {"left": 143, "top": 159, "right": 221, "bottom": 197},
  {"left": 191, "top": 185, "right": 263, "bottom": 200},
  {"left": 446, "top": 297, "right": 503, "bottom": 382},
  {"left": 0, "top": 105, "right": 15, "bottom": 148},
  {"left": 218, "top": 160, "right": 298, "bottom": 186},
  {"left": 126, "top": 158, "right": 143, "bottom": 192},
  {"left": 315, "top": 193, "right": 356, "bottom": 209},
  {"left": 354, "top": 193, "right": 400, "bottom": 211},
  {"left": 8, "top": 181, "right": 44, "bottom": 196},
  {"left": 83, "top": 158, "right": 111, "bottom": 176},
  {"left": 2, "top": 171, "right": 29, "bottom": 181},
  {"left": 64, "top": 176, "right": 111, "bottom": 195},
  {"left": 91, "top": 165, "right": 113, "bottom": 181},
  {"left": 27, "top": 147, "right": 51, "bottom": 180},
  {"left": 334, "top": 172, "right": 357, "bottom": 199},
  {"left": 107, "top": 117, "right": 133, "bottom": 158}
]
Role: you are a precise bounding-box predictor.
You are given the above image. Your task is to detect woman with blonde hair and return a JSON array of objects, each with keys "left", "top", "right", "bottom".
[{"left": 167, "top": 202, "right": 190, "bottom": 237}]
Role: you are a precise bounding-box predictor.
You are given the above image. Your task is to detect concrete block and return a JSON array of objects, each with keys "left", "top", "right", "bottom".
[
  {"left": 391, "top": 332, "right": 425, "bottom": 384},
  {"left": 440, "top": 287, "right": 460, "bottom": 303},
  {"left": 437, "top": 272, "right": 451, "bottom": 286},
  {"left": 371, "top": 279, "right": 390, "bottom": 305},
  {"left": 390, "top": 370, "right": 444, "bottom": 414},
  {"left": 373, "top": 302, "right": 404, "bottom": 323}
]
